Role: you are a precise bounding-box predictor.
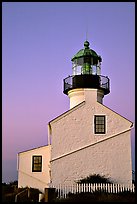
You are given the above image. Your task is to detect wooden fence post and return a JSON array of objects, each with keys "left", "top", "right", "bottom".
[{"left": 44, "top": 188, "right": 48, "bottom": 202}]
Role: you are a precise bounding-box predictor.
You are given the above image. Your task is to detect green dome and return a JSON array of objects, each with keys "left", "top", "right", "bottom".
[{"left": 71, "top": 41, "right": 101, "bottom": 62}]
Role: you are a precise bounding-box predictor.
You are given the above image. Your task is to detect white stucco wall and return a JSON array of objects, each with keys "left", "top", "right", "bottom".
[
  {"left": 49, "top": 89, "right": 133, "bottom": 186},
  {"left": 51, "top": 130, "right": 132, "bottom": 186},
  {"left": 18, "top": 145, "right": 51, "bottom": 193}
]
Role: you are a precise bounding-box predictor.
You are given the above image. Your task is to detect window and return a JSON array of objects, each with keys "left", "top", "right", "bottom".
[
  {"left": 32, "top": 156, "right": 42, "bottom": 172},
  {"left": 94, "top": 115, "right": 106, "bottom": 134}
]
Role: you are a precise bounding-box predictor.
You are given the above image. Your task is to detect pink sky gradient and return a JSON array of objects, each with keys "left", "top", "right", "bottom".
[{"left": 2, "top": 2, "right": 135, "bottom": 183}]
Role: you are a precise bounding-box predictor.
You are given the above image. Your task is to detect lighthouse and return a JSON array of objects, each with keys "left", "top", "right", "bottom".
[
  {"left": 63, "top": 41, "right": 110, "bottom": 108},
  {"left": 17, "top": 39, "right": 133, "bottom": 192},
  {"left": 49, "top": 40, "right": 133, "bottom": 186}
]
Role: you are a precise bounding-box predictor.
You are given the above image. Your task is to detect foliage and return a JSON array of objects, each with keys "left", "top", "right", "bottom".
[
  {"left": 16, "top": 187, "right": 40, "bottom": 202},
  {"left": 2, "top": 182, "right": 16, "bottom": 194},
  {"left": 76, "top": 174, "right": 112, "bottom": 184},
  {"left": 9, "top": 180, "right": 18, "bottom": 185},
  {"left": 2, "top": 181, "right": 41, "bottom": 202},
  {"left": 54, "top": 191, "right": 135, "bottom": 202}
]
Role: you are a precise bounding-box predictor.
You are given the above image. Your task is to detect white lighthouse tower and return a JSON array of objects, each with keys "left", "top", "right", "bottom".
[
  {"left": 49, "top": 40, "right": 133, "bottom": 187},
  {"left": 63, "top": 40, "right": 110, "bottom": 108}
]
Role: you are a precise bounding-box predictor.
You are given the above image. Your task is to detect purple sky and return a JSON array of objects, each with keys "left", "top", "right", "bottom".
[{"left": 2, "top": 2, "right": 135, "bottom": 183}]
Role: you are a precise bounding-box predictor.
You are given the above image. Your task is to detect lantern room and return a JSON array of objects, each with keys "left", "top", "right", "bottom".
[
  {"left": 71, "top": 41, "right": 102, "bottom": 76},
  {"left": 63, "top": 41, "right": 110, "bottom": 96}
]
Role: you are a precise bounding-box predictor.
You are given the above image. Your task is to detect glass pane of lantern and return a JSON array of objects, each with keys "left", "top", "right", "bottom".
[
  {"left": 72, "top": 62, "right": 77, "bottom": 75},
  {"left": 92, "top": 65, "right": 96, "bottom": 75},
  {"left": 96, "top": 65, "right": 101, "bottom": 75},
  {"left": 77, "top": 57, "right": 84, "bottom": 66},
  {"left": 77, "top": 65, "right": 82, "bottom": 75}
]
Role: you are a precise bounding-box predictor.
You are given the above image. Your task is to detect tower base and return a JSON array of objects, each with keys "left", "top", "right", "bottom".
[{"left": 68, "top": 88, "right": 104, "bottom": 109}]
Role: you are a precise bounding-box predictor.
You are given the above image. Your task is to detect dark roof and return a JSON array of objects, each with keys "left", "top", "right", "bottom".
[{"left": 71, "top": 40, "right": 101, "bottom": 62}]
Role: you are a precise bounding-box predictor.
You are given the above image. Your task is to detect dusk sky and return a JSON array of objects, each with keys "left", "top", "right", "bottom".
[{"left": 2, "top": 2, "right": 135, "bottom": 183}]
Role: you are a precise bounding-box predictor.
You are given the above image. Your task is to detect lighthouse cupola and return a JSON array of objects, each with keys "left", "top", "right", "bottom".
[
  {"left": 63, "top": 40, "right": 110, "bottom": 109},
  {"left": 72, "top": 40, "right": 102, "bottom": 76}
]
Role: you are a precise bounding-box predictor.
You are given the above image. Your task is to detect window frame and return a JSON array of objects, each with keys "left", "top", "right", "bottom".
[
  {"left": 32, "top": 155, "right": 42, "bottom": 172},
  {"left": 94, "top": 115, "right": 106, "bottom": 134}
]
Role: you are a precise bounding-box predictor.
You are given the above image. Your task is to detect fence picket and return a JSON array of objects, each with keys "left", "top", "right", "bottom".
[
  {"left": 95, "top": 183, "right": 98, "bottom": 191},
  {"left": 81, "top": 183, "right": 83, "bottom": 193},
  {"left": 132, "top": 184, "right": 135, "bottom": 193},
  {"left": 76, "top": 184, "right": 78, "bottom": 193},
  {"left": 71, "top": 184, "right": 73, "bottom": 194},
  {"left": 122, "top": 184, "right": 125, "bottom": 192},
  {"left": 112, "top": 183, "right": 115, "bottom": 193},
  {"left": 105, "top": 183, "right": 107, "bottom": 192},
  {"left": 59, "top": 184, "right": 62, "bottom": 198},
  {"left": 107, "top": 183, "right": 109, "bottom": 193},
  {"left": 133, "top": 184, "right": 135, "bottom": 193},
  {"left": 115, "top": 184, "right": 117, "bottom": 193},
  {"left": 79, "top": 183, "right": 81, "bottom": 193},
  {"left": 100, "top": 183, "right": 103, "bottom": 192},
  {"left": 88, "top": 183, "right": 90, "bottom": 192},
  {"left": 64, "top": 185, "right": 67, "bottom": 198},
  {"left": 83, "top": 184, "right": 85, "bottom": 192},
  {"left": 110, "top": 183, "right": 112, "bottom": 193}
]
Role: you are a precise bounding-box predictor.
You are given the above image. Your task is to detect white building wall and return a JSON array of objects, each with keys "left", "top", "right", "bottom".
[
  {"left": 50, "top": 89, "right": 133, "bottom": 186},
  {"left": 50, "top": 89, "right": 132, "bottom": 159},
  {"left": 18, "top": 145, "right": 51, "bottom": 193},
  {"left": 51, "top": 130, "right": 132, "bottom": 186}
]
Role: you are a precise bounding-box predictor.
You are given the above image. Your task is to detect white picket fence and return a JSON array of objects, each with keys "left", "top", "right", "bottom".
[{"left": 51, "top": 183, "right": 135, "bottom": 199}]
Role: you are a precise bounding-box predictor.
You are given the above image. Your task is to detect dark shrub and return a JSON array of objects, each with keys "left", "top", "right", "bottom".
[{"left": 76, "top": 174, "right": 112, "bottom": 184}]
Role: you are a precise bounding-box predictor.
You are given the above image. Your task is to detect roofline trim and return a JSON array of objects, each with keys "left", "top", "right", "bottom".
[
  {"left": 98, "top": 102, "right": 134, "bottom": 127},
  {"left": 18, "top": 144, "right": 51, "bottom": 154},
  {"left": 48, "top": 101, "right": 86, "bottom": 125}
]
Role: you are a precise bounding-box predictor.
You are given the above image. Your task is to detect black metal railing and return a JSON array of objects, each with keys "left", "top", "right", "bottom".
[{"left": 63, "top": 74, "right": 110, "bottom": 95}]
